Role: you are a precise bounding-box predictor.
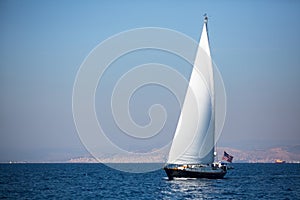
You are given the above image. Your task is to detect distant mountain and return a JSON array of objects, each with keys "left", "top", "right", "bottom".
[
  {"left": 218, "top": 145, "right": 300, "bottom": 163},
  {"left": 67, "top": 145, "right": 300, "bottom": 163},
  {"left": 68, "top": 150, "right": 168, "bottom": 163}
]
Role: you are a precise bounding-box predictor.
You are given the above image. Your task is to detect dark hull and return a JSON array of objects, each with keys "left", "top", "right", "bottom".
[{"left": 164, "top": 167, "right": 226, "bottom": 180}]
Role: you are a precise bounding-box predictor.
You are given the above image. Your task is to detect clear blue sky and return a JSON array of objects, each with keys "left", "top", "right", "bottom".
[{"left": 1, "top": 0, "right": 300, "bottom": 162}]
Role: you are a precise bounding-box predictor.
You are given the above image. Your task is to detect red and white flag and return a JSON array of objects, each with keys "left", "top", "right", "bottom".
[{"left": 222, "top": 151, "right": 233, "bottom": 163}]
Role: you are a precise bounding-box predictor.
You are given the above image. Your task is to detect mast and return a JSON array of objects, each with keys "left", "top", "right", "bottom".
[{"left": 204, "top": 14, "right": 216, "bottom": 162}]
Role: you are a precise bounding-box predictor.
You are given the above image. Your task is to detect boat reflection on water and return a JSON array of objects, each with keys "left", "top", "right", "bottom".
[{"left": 161, "top": 177, "right": 218, "bottom": 199}]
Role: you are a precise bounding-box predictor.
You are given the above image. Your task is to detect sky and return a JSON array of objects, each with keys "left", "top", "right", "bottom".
[{"left": 1, "top": 0, "right": 300, "bottom": 162}]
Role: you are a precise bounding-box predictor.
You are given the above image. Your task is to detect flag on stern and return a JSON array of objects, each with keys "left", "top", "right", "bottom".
[{"left": 222, "top": 151, "right": 233, "bottom": 163}]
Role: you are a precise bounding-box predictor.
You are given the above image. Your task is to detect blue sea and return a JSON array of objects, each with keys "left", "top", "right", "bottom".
[{"left": 0, "top": 163, "right": 299, "bottom": 199}]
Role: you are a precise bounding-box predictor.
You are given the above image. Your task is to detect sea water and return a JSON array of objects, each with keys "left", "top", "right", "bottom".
[{"left": 0, "top": 163, "right": 299, "bottom": 199}]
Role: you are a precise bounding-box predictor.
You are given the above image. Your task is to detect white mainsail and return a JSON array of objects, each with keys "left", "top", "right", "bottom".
[{"left": 167, "top": 17, "right": 215, "bottom": 165}]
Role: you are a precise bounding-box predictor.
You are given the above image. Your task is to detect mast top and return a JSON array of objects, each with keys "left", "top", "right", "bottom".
[{"left": 204, "top": 13, "right": 208, "bottom": 23}]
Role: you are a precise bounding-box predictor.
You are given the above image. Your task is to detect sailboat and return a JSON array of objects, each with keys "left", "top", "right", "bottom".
[{"left": 164, "top": 15, "right": 228, "bottom": 180}]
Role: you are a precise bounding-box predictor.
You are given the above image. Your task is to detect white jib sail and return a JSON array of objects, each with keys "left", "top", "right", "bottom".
[{"left": 167, "top": 19, "right": 215, "bottom": 165}]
